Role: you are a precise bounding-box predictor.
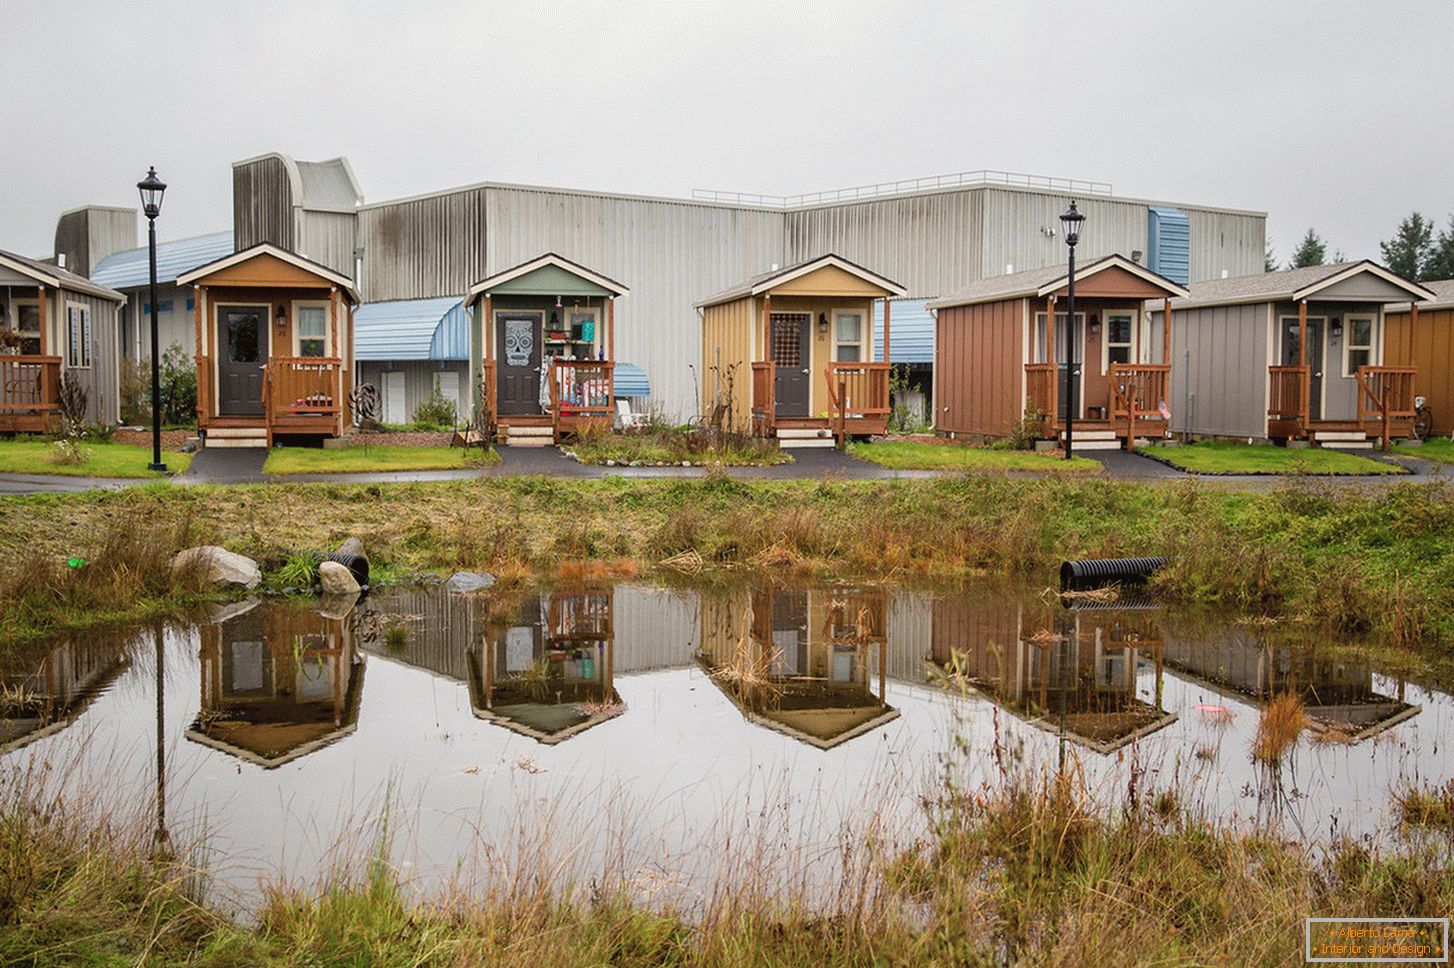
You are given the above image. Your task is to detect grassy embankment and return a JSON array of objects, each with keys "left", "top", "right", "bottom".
[
  {"left": 2, "top": 476, "right": 1454, "bottom": 652},
  {"left": 564, "top": 426, "right": 791, "bottom": 466},
  {"left": 262, "top": 444, "right": 498, "bottom": 475},
  {"left": 1138, "top": 440, "right": 1401, "bottom": 475},
  {"left": 2, "top": 756, "right": 1451, "bottom": 966},
  {"left": 1399, "top": 438, "right": 1454, "bottom": 465},
  {"left": 848, "top": 440, "right": 1100, "bottom": 472},
  {"left": 0, "top": 439, "right": 193, "bottom": 477}
]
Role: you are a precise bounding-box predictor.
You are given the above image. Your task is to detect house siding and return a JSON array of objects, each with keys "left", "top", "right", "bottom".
[
  {"left": 934, "top": 297, "right": 1024, "bottom": 438},
  {"left": 1386, "top": 306, "right": 1454, "bottom": 436},
  {"left": 1152, "top": 302, "right": 1269, "bottom": 439}
]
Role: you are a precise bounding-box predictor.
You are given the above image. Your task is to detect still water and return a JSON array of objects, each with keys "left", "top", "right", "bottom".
[{"left": 2, "top": 581, "right": 1449, "bottom": 910}]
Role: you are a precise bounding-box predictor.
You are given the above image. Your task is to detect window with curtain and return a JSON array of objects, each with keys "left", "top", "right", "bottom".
[
  {"left": 297, "top": 306, "right": 327, "bottom": 357},
  {"left": 835, "top": 312, "right": 863, "bottom": 362},
  {"left": 66, "top": 306, "right": 91, "bottom": 367}
]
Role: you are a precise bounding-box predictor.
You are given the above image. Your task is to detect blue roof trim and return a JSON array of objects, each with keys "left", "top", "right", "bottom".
[
  {"left": 872, "top": 298, "right": 934, "bottom": 365},
  {"left": 355, "top": 297, "right": 461, "bottom": 362},
  {"left": 1147, "top": 207, "right": 1190, "bottom": 286},
  {"left": 91, "top": 231, "right": 234, "bottom": 290},
  {"left": 614, "top": 362, "right": 650, "bottom": 397}
]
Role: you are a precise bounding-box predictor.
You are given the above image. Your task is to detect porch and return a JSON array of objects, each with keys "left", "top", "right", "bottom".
[
  {"left": 0, "top": 355, "right": 62, "bottom": 433},
  {"left": 750, "top": 359, "right": 892, "bottom": 445},
  {"left": 1267, "top": 363, "right": 1415, "bottom": 448}
]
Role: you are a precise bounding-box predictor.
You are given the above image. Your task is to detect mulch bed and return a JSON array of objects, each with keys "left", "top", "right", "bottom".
[
  {"left": 113, "top": 428, "right": 191, "bottom": 450},
  {"left": 349, "top": 431, "right": 454, "bottom": 447}
]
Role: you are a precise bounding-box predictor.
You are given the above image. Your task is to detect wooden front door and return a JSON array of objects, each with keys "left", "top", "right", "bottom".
[
  {"left": 496, "top": 312, "right": 542, "bottom": 416},
  {"left": 216, "top": 306, "right": 268, "bottom": 417},
  {"left": 770, "top": 313, "right": 811, "bottom": 418}
]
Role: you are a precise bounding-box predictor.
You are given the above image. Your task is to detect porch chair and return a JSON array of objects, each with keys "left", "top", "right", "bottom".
[{"left": 615, "top": 398, "right": 647, "bottom": 431}]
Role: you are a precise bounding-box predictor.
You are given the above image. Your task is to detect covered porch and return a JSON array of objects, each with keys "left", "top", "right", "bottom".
[{"left": 467, "top": 254, "right": 629, "bottom": 446}]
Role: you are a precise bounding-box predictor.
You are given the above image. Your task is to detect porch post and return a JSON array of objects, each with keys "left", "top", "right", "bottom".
[
  {"left": 329, "top": 289, "right": 341, "bottom": 435},
  {"left": 883, "top": 298, "right": 891, "bottom": 365},
  {"left": 1298, "top": 300, "right": 1309, "bottom": 430},
  {"left": 762, "top": 294, "right": 771, "bottom": 363},
  {"left": 1409, "top": 302, "right": 1420, "bottom": 366},
  {"left": 762, "top": 293, "right": 773, "bottom": 431},
  {"left": 1162, "top": 298, "right": 1171, "bottom": 367},
  {"left": 1045, "top": 294, "right": 1057, "bottom": 423},
  {"left": 193, "top": 286, "right": 205, "bottom": 424},
  {"left": 606, "top": 297, "right": 615, "bottom": 361},
  {"left": 37, "top": 286, "right": 46, "bottom": 355},
  {"left": 329, "top": 288, "right": 340, "bottom": 359}
]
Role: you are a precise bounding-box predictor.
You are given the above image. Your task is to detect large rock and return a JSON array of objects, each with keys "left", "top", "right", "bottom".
[
  {"left": 318, "top": 561, "right": 361, "bottom": 596},
  {"left": 336, "top": 537, "right": 366, "bottom": 559},
  {"left": 446, "top": 571, "right": 495, "bottom": 593},
  {"left": 171, "top": 546, "right": 261, "bottom": 589}
]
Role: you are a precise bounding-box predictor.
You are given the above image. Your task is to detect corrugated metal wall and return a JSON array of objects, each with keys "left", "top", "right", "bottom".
[
  {"left": 53, "top": 207, "right": 137, "bottom": 276},
  {"left": 233, "top": 157, "right": 295, "bottom": 252},
  {"left": 297, "top": 210, "right": 358, "bottom": 278},
  {"left": 1153, "top": 303, "right": 1269, "bottom": 439},
  {"left": 1147, "top": 207, "right": 1191, "bottom": 284},
  {"left": 359, "top": 189, "right": 489, "bottom": 301},
  {"left": 1185, "top": 209, "right": 1266, "bottom": 281},
  {"left": 935, "top": 298, "right": 1024, "bottom": 438}
]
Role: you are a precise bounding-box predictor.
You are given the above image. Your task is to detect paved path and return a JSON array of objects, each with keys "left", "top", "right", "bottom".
[{"left": 0, "top": 444, "right": 1446, "bottom": 495}]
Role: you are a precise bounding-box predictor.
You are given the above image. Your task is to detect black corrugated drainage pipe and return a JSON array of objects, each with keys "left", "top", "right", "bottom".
[
  {"left": 1060, "top": 556, "right": 1166, "bottom": 593},
  {"left": 311, "top": 551, "right": 370, "bottom": 588}
]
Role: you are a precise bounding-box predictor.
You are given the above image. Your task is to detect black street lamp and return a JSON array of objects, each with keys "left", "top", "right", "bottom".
[
  {"left": 137, "top": 167, "right": 167, "bottom": 472},
  {"left": 1059, "top": 201, "right": 1085, "bottom": 461}
]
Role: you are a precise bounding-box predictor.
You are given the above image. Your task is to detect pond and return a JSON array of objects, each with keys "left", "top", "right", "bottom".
[{"left": 1, "top": 580, "right": 1449, "bottom": 912}]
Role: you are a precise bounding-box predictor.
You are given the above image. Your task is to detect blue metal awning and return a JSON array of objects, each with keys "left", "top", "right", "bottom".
[
  {"left": 614, "top": 362, "right": 650, "bottom": 397},
  {"left": 356, "top": 297, "right": 467, "bottom": 362},
  {"left": 873, "top": 298, "right": 934, "bottom": 365},
  {"left": 91, "top": 230, "right": 234, "bottom": 290}
]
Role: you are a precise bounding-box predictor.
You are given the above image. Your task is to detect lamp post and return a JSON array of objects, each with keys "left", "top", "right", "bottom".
[
  {"left": 1059, "top": 201, "right": 1085, "bottom": 460},
  {"left": 137, "top": 167, "right": 167, "bottom": 472}
]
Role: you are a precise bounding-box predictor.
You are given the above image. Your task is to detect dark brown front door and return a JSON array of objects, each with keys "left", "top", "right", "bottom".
[
  {"left": 1281, "top": 317, "right": 1325, "bottom": 421},
  {"left": 771, "top": 313, "right": 811, "bottom": 418},
  {"left": 216, "top": 306, "right": 268, "bottom": 417},
  {"left": 496, "top": 312, "right": 542, "bottom": 416}
]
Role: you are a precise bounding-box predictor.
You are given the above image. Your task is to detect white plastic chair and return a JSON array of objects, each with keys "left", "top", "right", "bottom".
[{"left": 616, "top": 398, "right": 646, "bottom": 431}]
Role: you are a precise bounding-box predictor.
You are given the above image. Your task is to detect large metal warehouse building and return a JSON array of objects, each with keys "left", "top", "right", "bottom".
[{"left": 230, "top": 155, "right": 1267, "bottom": 420}]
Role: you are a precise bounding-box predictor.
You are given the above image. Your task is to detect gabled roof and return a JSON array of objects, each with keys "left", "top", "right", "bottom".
[
  {"left": 927, "top": 254, "right": 1188, "bottom": 310},
  {"left": 1171, "top": 260, "right": 1434, "bottom": 310},
  {"left": 696, "top": 254, "right": 907, "bottom": 308},
  {"left": 0, "top": 248, "right": 125, "bottom": 302},
  {"left": 467, "top": 252, "right": 629, "bottom": 299},
  {"left": 1387, "top": 278, "right": 1454, "bottom": 313},
  {"left": 176, "top": 242, "right": 360, "bottom": 301},
  {"left": 91, "top": 231, "right": 234, "bottom": 291}
]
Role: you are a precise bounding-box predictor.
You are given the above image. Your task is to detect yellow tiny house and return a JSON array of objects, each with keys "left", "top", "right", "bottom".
[{"left": 697, "top": 255, "right": 906, "bottom": 445}]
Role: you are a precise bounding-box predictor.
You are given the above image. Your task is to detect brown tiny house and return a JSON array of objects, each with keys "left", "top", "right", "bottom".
[
  {"left": 465, "top": 253, "right": 629, "bottom": 446},
  {"left": 177, "top": 243, "right": 359, "bottom": 448},
  {"left": 0, "top": 248, "right": 125, "bottom": 431},
  {"left": 928, "top": 255, "right": 1188, "bottom": 449},
  {"left": 1385, "top": 280, "right": 1454, "bottom": 437},
  {"left": 697, "top": 255, "right": 906, "bottom": 447}
]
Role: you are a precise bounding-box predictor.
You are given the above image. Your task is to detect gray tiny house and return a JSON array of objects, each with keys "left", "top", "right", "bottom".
[{"left": 1149, "top": 262, "right": 1433, "bottom": 446}]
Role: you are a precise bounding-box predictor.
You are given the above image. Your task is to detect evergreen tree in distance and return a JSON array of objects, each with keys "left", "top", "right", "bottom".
[
  {"left": 1264, "top": 240, "right": 1278, "bottom": 272},
  {"left": 1287, "top": 229, "right": 1328, "bottom": 269},
  {"left": 1424, "top": 215, "right": 1454, "bottom": 282},
  {"left": 1379, "top": 212, "right": 1433, "bottom": 280}
]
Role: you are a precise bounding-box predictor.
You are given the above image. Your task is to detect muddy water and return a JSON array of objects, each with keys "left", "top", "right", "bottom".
[{"left": 1, "top": 581, "right": 1448, "bottom": 911}]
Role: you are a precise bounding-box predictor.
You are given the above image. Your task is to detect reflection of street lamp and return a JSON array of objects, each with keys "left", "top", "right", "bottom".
[
  {"left": 152, "top": 624, "right": 171, "bottom": 858},
  {"left": 1059, "top": 201, "right": 1085, "bottom": 461},
  {"left": 136, "top": 168, "right": 167, "bottom": 472}
]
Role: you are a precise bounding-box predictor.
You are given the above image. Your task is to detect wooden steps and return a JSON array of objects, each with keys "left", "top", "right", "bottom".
[{"left": 205, "top": 426, "right": 268, "bottom": 449}]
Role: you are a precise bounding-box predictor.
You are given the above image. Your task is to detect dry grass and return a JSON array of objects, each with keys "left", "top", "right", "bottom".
[
  {"left": 1253, "top": 693, "right": 1307, "bottom": 763},
  {"left": 1397, "top": 780, "right": 1454, "bottom": 830}
]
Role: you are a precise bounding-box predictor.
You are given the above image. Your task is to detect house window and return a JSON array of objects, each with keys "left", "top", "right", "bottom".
[
  {"left": 834, "top": 312, "right": 864, "bottom": 362},
  {"left": 15, "top": 302, "right": 41, "bottom": 355},
  {"left": 66, "top": 305, "right": 91, "bottom": 368},
  {"left": 296, "top": 305, "right": 328, "bottom": 357},
  {"left": 1344, "top": 316, "right": 1375, "bottom": 376},
  {"left": 1033, "top": 312, "right": 1085, "bottom": 365},
  {"left": 1105, "top": 312, "right": 1134, "bottom": 370}
]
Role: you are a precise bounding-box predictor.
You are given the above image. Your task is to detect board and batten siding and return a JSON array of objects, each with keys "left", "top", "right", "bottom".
[
  {"left": 1386, "top": 306, "right": 1454, "bottom": 436},
  {"left": 700, "top": 296, "right": 756, "bottom": 434},
  {"left": 934, "top": 298, "right": 1024, "bottom": 439},
  {"left": 1150, "top": 303, "right": 1269, "bottom": 440},
  {"left": 55, "top": 287, "right": 121, "bottom": 425}
]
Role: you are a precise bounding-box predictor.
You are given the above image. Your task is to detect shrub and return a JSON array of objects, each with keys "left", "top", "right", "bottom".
[
  {"left": 412, "top": 386, "right": 457, "bottom": 429},
  {"left": 118, "top": 343, "right": 197, "bottom": 427}
]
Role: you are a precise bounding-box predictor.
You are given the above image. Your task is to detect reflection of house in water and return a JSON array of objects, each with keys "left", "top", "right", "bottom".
[
  {"left": 1161, "top": 625, "right": 1419, "bottom": 740},
  {"left": 185, "top": 601, "right": 365, "bottom": 768},
  {"left": 699, "top": 585, "right": 899, "bottom": 750},
  {"left": 466, "top": 588, "right": 622, "bottom": 744},
  {"left": 0, "top": 638, "right": 129, "bottom": 753},
  {"left": 930, "top": 598, "right": 1176, "bottom": 753}
]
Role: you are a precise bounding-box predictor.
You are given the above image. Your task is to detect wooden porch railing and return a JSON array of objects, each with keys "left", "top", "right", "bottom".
[
  {"left": 1267, "top": 364, "right": 1310, "bottom": 435},
  {"left": 0, "top": 355, "right": 62, "bottom": 427},
  {"left": 1357, "top": 364, "right": 1416, "bottom": 450},
  {"left": 750, "top": 361, "right": 775, "bottom": 436},
  {"left": 824, "top": 362, "right": 890, "bottom": 443},
  {"left": 263, "top": 357, "right": 344, "bottom": 438},
  {"left": 548, "top": 359, "right": 614, "bottom": 439},
  {"left": 1108, "top": 363, "right": 1171, "bottom": 450},
  {"left": 1025, "top": 363, "right": 1058, "bottom": 435}
]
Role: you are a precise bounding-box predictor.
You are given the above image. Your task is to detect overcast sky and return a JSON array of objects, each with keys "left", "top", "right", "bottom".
[{"left": 3, "top": 0, "right": 1451, "bottom": 266}]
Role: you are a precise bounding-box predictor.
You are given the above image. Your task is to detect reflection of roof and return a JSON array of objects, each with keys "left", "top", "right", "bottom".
[
  {"left": 465, "top": 657, "right": 623, "bottom": 745},
  {"left": 0, "top": 654, "right": 129, "bottom": 754},
  {"left": 701, "top": 665, "right": 900, "bottom": 750},
  {"left": 91, "top": 231, "right": 234, "bottom": 290},
  {"left": 355, "top": 297, "right": 468, "bottom": 362}
]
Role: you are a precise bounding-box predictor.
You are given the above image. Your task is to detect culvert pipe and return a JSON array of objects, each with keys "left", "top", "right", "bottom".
[
  {"left": 311, "top": 551, "right": 370, "bottom": 588},
  {"left": 1059, "top": 556, "right": 1166, "bottom": 592}
]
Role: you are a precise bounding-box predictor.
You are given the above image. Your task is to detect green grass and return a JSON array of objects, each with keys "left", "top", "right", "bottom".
[
  {"left": 1138, "top": 440, "right": 1403, "bottom": 475},
  {"left": 848, "top": 440, "right": 1100, "bottom": 472},
  {"left": 0, "top": 439, "right": 192, "bottom": 478},
  {"left": 262, "top": 444, "right": 498, "bottom": 475},
  {"left": 1398, "top": 438, "right": 1454, "bottom": 465}
]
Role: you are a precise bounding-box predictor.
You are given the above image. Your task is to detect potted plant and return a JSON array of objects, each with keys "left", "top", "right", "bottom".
[{"left": 0, "top": 328, "right": 22, "bottom": 353}]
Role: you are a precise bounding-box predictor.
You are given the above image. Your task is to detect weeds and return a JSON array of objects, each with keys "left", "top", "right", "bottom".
[
  {"left": 1253, "top": 693, "right": 1307, "bottom": 763},
  {"left": 1397, "top": 780, "right": 1454, "bottom": 829}
]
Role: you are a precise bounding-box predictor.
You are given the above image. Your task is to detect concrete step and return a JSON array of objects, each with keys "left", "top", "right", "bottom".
[
  {"left": 1319, "top": 440, "right": 1374, "bottom": 450},
  {"left": 503, "top": 425, "right": 554, "bottom": 437},
  {"left": 778, "top": 437, "right": 837, "bottom": 449},
  {"left": 207, "top": 426, "right": 267, "bottom": 439},
  {"left": 1313, "top": 430, "right": 1368, "bottom": 442},
  {"left": 1061, "top": 429, "right": 1117, "bottom": 441},
  {"left": 1064, "top": 439, "right": 1124, "bottom": 451},
  {"left": 776, "top": 427, "right": 832, "bottom": 440},
  {"left": 504, "top": 437, "right": 554, "bottom": 448},
  {"left": 205, "top": 436, "right": 268, "bottom": 449}
]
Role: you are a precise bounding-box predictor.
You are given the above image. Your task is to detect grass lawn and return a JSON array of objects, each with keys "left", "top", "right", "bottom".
[
  {"left": 0, "top": 439, "right": 192, "bottom": 478},
  {"left": 847, "top": 440, "right": 1100, "bottom": 473},
  {"left": 1398, "top": 438, "right": 1454, "bottom": 465},
  {"left": 567, "top": 429, "right": 790, "bottom": 466},
  {"left": 263, "top": 444, "right": 498, "bottom": 475},
  {"left": 1138, "top": 440, "right": 1403, "bottom": 475}
]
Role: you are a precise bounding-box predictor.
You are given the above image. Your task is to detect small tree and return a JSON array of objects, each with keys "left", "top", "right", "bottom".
[
  {"left": 1424, "top": 215, "right": 1454, "bottom": 282},
  {"left": 1264, "top": 240, "right": 1278, "bottom": 273},
  {"left": 412, "top": 384, "right": 457, "bottom": 429},
  {"left": 1379, "top": 212, "right": 1433, "bottom": 281},
  {"left": 1287, "top": 229, "right": 1328, "bottom": 269},
  {"left": 158, "top": 343, "right": 197, "bottom": 425}
]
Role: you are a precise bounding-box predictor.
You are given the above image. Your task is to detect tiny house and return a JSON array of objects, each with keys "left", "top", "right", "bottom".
[
  {"left": 0, "top": 248, "right": 125, "bottom": 430},
  {"left": 927, "top": 255, "right": 1188, "bottom": 449},
  {"left": 697, "top": 254, "right": 906, "bottom": 447},
  {"left": 1384, "top": 279, "right": 1454, "bottom": 436},
  {"left": 464, "top": 253, "right": 629, "bottom": 446},
  {"left": 1149, "top": 261, "right": 1434, "bottom": 446},
  {"left": 177, "top": 243, "right": 360, "bottom": 448}
]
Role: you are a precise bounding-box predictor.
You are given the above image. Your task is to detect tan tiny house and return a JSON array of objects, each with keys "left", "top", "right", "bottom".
[
  {"left": 697, "top": 255, "right": 906, "bottom": 446},
  {"left": 1385, "top": 280, "right": 1454, "bottom": 437},
  {"left": 177, "top": 244, "right": 360, "bottom": 448},
  {"left": 927, "top": 255, "right": 1188, "bottom": 448}
]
